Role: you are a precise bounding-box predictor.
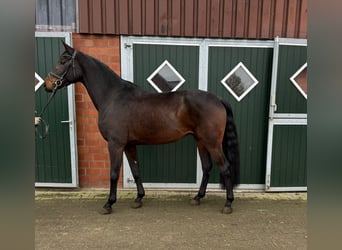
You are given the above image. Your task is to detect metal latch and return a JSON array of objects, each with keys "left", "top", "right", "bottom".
[
  {"left": 271, "top": 95, "right": 277, "bottom": 112},
  {"left": 270, "top": 95, "right": 277, "bottom": 120},
  {"left": 124, "top": 43, "right": 132, "bottom": 49}
]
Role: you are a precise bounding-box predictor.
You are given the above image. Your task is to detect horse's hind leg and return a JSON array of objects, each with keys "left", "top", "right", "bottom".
[
  {"left": 125, "top": 144, "right": 145, "bottom": 209},
  {"left": 209, "top": 148, "right": 234, "bottom": 214},
  {"left": 191, "top": 143, "right": 213, "bottom": 206}
]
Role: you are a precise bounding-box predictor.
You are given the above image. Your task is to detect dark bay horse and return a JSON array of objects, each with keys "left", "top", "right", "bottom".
[{"left": 44, "top": 42, "right": 240, "bottom": 214}]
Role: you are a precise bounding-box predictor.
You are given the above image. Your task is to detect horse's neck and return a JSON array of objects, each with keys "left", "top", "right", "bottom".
[{"left": 79, "top": 55, "right": 124, "bottom": 110}]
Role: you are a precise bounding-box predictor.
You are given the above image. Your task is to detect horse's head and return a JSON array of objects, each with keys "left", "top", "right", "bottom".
[{"left": 44, "top": 41, "right": 82, "bottom": 92}]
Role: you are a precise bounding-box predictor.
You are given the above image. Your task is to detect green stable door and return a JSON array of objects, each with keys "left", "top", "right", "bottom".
[
  {"left": 267, "top": 42, "right": 307, "bottom": 190},
  {"left": 123, "top": 37, "right": 306, "bottom": 191},
  {"left": 133, "top": 44, "right": 199, "bottom": 184},
  {"left": 207, "top": 46, "right": 273, "bottom": 185},
  {"left": 35, "top": 33, "right": 77, "bottom": 187}
]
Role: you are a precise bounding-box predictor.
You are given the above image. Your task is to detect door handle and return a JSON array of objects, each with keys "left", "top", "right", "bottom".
[{"left": 60, "top": 120, "right": 72, "bottom": 124}]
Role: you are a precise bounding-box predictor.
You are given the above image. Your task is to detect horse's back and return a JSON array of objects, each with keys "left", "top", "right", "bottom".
[
  {"left": 140, "top": 89, "right": 227, "bottom": 131},
  {"left": 105, "top": 89, "right": 227, "bottom": 145}
]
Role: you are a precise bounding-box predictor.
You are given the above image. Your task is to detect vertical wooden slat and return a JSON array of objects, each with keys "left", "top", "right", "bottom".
[
  {"left": 145, "top": 0, "right": 155, "bottom": 35},
  {"left": 222, "top": 0, "right": 233, "bottom": 37},
  {"left": 78, "top": 0, "right": 89, "bottom": 32},
  {"left": 158, "top": 0, "right": 168, "bottom": 35},
  {"left": 209, "top": 0, "right": 220, "bottom": 37},
  {"left": 235, "top": 0, "right": 246, "bottom": 38},
  {"left": 171, "top": 0, "right": 181, "bottom": 36},
  {"left": 260, "top": 0, "right": 272, "bottom": 38},
  {"left": 197, "top": 0, "right": 207, "bottom": 37},
  {"left": 92, "top": 0, "right": 102, "bottom": 33},
  {"left": 286, "top": 0, "right": 297, "bottom": 37},
  {"left": 298, "top": 0, "right": 307, "bottom": 37},
  {"left": 273, "top": 0, "right": 285, "bottom": 37},
  {"left": 118, "top": 0, "right": 129, "bottom": 34},
  {"left": 132, "top": 0, "right": 142, "bottom": 34},
  {"left": 184, "top": 0, "right": 194, "bottom": 37},
  {"left": 247, "top": 0, "right": 259, "bottom": 38},
  {"left": 105, "top": 0, "right": 115, "bottom": 34}
]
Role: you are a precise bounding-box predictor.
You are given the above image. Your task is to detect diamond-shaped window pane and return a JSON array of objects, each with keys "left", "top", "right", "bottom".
[
  {"left": 290, "top": 63, "right": 307, "bottom": 99},
  {"left": 221, "top": 62, "right": 259, "bottom": 102},
  {"left": 147, "top": 60, "right": 185, "bottom": 93},
  {"left": 35, "top": 72, "right": 44, "bottom": 92}
]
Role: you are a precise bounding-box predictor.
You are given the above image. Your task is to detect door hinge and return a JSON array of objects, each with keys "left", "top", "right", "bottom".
[
  {"left": 266, "top": 174, "right": 271, "bottom": 190},
  {"left": 127, "top": 177, "right": 135, "bottom": 183}
]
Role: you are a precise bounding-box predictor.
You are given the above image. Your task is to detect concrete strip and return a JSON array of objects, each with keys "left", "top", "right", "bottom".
[{"left": 35, "top": 189, "right": 307, "bottom": 201}]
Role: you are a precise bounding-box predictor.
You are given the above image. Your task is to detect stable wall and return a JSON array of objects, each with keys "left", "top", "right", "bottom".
[{"left": 72, "top": 34, "right": 122, "bottom": 188}]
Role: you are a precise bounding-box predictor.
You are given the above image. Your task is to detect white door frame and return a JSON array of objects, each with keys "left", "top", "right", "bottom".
[
  {"left": 35, "top": 32, "right": 78, "bottom": 188},
  {"left": 121, "top": 36, "right": 275, "bottom": 190}
]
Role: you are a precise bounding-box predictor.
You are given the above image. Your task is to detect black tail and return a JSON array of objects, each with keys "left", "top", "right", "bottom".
[{"left": 220, "top": 100, "right": 240, "bottom": 186}]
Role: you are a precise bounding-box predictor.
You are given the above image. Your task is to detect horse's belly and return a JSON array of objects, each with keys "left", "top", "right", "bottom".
[{"left": 130, "top": 126, "right": 191, "bottom": 145}]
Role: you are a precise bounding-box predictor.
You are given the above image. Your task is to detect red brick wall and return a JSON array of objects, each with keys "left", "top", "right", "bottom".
[{"left": 72, "top": 34, "right": 122, "bottom": 188}]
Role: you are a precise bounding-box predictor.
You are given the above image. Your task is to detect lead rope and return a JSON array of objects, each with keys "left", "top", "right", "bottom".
[
  {"left": 35, "top": 86, "right": 58, "bottom": 139},
  {"left": 35, "top": 50, "right": 77, "bottom": 139}
]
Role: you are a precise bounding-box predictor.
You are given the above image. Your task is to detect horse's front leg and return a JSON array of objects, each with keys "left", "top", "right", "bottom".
[
  {"left": 125, "top": 144, "right": 145, "bottom": 209},
  {"left": 101, "top": 142, "right": 124, "bottom": 214}
]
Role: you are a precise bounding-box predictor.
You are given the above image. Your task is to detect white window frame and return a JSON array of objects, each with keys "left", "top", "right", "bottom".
[
  {"left": 290, "top": 62, "right": 308, "bottom": 99},
  {"left": 220, "top": 62, "right": 259, "bottom": 102},
  {"left": 147, "top": 60, "right": 186, "bottom": 93}
]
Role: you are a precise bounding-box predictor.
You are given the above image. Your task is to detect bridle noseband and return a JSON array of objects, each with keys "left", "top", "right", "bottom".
[{"left": 48, "top": 50, "right": 77, "bottom": 91}]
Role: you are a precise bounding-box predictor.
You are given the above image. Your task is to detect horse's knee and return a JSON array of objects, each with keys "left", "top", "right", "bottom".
[{"left": 110, "top": 171, "right": 119, "bottom": 181}]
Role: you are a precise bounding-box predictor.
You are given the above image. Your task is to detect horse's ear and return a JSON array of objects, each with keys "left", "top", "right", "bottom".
[{"left": 61, "top": 40, "right": 74, "bottom": 55}]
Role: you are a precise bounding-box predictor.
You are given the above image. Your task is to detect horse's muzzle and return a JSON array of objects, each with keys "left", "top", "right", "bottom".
[{"left": 43, "top": 76, "right": 56, "bottom": 92}]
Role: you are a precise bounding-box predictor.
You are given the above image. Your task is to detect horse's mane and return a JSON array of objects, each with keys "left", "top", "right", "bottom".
[{"left": 82, "top": 51, "right": 139, "bottom": 88}]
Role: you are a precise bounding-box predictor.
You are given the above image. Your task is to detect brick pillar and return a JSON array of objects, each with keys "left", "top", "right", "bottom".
[{"left": 72, "top": 34, "right": 122, "bottom": 188}]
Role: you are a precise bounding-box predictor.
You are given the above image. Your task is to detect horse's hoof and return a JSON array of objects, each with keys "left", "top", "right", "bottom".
[
  {"left": 190, "top": 199, "right": 200, "bottom": 206},
  {"left": 222, "top": 206, "right": 233, "bottom": 214},
  {"left": 131, "top": 201, "right": 143, "bottom": 209},
  {"left": 99, "top": 206, "right": 112, "bottom": 215}
]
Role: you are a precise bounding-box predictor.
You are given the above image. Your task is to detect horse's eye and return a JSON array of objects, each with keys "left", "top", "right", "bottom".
[
  {"left": 59, "top": 55, "right": 70, "bottom": 65},
  {"left": 60, "top": 59, "right": 67, "bottom": 65}
]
